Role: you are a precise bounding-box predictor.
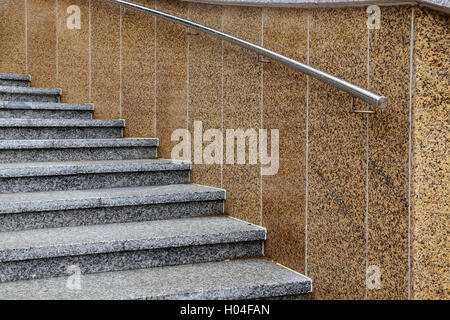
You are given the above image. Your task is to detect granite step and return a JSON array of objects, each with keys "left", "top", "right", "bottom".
[
  {"left": 0, "top": 184, "right": 225, "bottom": 231},
  {"left": 0, "top": 119, "right": 124, "bottom": 140},
  {"left": 0, "top": 86, "right": 61, "bottom": 102},
  {"left": 0, "top": 101, "right": 93, "bottom": 119},
  {"left": 0, "top": 74, "right": 31, "bottom": 87},
  {"left": 0, "top": 138, "right": 158, "bottom": 163},
  {"left": 0, "top": 258, "right": 312, "bottom": 300},
  {"left": 0, "top": 216, "right": 265, "bottom": 283},
  {"left": 0, "top": 159, "right": 191, "bottom": 193}
]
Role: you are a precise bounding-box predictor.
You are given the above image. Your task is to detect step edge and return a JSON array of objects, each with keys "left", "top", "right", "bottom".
[
  {"left": 0, "top": 228, "right": 265, "bottom": 262},
  {"left": 0, "top": 101, "right": 94, "bottom": 111},
  {"left": 0, "top": 187, "right": 226, "bottom": 214},
  {"left": 0, "top": 138, "right": 159, "bottom": 149},
  {"left": 0, "top": 86, "right": 61, "bottom": 95},
  {"left": 0, "top": 159, "right": 191, "bottom": 177},
  {"left": 143, "top": 280, "right": 312, "bottom": 300},
  {"left": 0, "top": 74, "right": 31, "bottom": 81},
  {"left": 0, "top": 258, "right": 311, "bottom": 300},
  {"left": 0, "top": 119, "right": 125, "bottom": 127}
]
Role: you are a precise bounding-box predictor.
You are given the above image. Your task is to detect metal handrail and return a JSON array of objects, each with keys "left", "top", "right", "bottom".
[{"left": 105, "top": 0, "right": 387, "bottom": 108}]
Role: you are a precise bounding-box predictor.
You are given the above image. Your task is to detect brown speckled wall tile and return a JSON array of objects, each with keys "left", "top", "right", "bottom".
[
  {"left": 91, "top": 0, "right": 121, "bottom": 119},
  {"left": 155, "top": 0, "right": 188, "bottom": 158},
  {"left": 222, "top": 6, "right": 262, "bottom": 225},
  {"left": 0, "top": 0, "right": 26, "bottom": 74},
  {"left": 411, "top": 7, "right": 449, "bottom": 300},
  {"left": 188, "top": 3, "right": 222, "bottom": 188},
  {"left": 57, "top": 0, "right": 89, "bottom": 103},
  {"left": 368, "top": 6, "right": 411, "bottom": 300},
  {"left": 262, "top": 8, "right": 307, "bottom": 273},
  {"left": 27, "top": 0, "right": 57, "bottom": 88},
  {"left": 122, "top": 0, "right": 156, "bottom": 137},
  {"left": 308, "top": 8, "right": 367, "bottom": 299}
]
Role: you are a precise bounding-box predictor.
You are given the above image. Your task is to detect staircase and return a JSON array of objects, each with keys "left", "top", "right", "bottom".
[{"left": 0, "top": 73, "right": 311, "bottom": 300}]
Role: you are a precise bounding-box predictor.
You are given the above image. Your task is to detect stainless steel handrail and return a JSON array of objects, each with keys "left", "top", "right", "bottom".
[{"left": 105, "top": 0, "right": 387, "bottom": 108}]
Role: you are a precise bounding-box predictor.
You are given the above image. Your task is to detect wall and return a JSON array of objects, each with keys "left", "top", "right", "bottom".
[
  {"left": 411, "top": 7, "right": 449, "bottom": 300},
  {"left": 0, "top": 0, "right": 447, "bottom": 300}
]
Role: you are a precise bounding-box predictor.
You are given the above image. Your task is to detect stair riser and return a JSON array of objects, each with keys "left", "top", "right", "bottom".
[
  {"left": 0, "top": 241, "right": 263, "bottom": 283},
  {"left": 0, "top": 109, "right": 92, "bottom": 119},
  {"left": 0, "top": 200, "right": 224, "bottom": 232},
  {"left": 0, "top": 127, "right": 123, "bottom": 140},
  {"left": 0, "top": 80, "right": 30, "bottom": 87},
  {"left": 0, "top": 93, "right": 60, "bottom": 103},
  {"left": 0, "top": 147, "right": 157, "bottom": 163},
  {"left": 0, "top": 171, "right": 190, "bottom": 193}
]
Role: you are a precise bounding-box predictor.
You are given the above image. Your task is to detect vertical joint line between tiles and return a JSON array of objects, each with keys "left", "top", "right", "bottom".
[
  {"left": 186, "top": 4, "right": 190, "bottom": 131},
  {"left": 119, "top": 6, "right": 123, "bottom": 119},
  {"left": 89, "top": 0, "right": 92, "bottom": 104},
  {"left": 220, "top": 8, "right": 224, "bottom": 189},
  {"left": 305, "top": 10, "right": 310, "bottom": 277},
  {"left": 408, "top": 6, "right": 415, "bottom": 301},
  {"left": 25, "top": 0, "right": 28, "bottom": 73},
  {"left": 154, "top": 1, "right": 158, "bottom": 137},
  {"left": 259, "top": 8, "right": 265, "bottom": 227},
  {"left": 56, "top": 0, "right": 59, "bottom": 85},
  {"left": 365, "top": 26, "right": 371, "bottom": 301}
]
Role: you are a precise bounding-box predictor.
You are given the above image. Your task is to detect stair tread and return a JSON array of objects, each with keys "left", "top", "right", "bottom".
[
  {"left": 0, "top": 216, "right": 265, "bottom": 262},
  {"left": 0, "top": 138, "right": 158, "bottom": 150},
  {"left": 0, "top": 184, "right": 225, "bottom": 214},
  {"left": 0, "top": 258, "right": 311, "bottom": 300},
  {"left": 0, "top": 101, "right": 93, "bottom": 111},
  {"left": 0, "top": 74, "right": 31, "bottom": 81},
  {"left": 0, "top": 119, "right": 124, "bottom": 127},
  {"left": 0, "top": 158, "right": 190, "bottom": 177},
  {"left": 0, "top": 85, "right": 60, "bottom": 95}
]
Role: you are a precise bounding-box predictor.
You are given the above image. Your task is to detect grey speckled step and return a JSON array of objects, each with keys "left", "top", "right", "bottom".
[
  {"left": 0, "top": 216, "right": 265, "bottom": 282},
  {"left": 0, "top": 74, "right": 31, "bottom": 87},
  {"left": 0, "top": 159, "right": 191, "bottom": 193},
  {"left": 0, "top": 86, "right": 61, "bottom": 102},
  {"left": 0, "top": 101, "right": 93, "bottom": 119},
  {"left": 0, "top": 119, "right": 124, "bottom": 140},
  {"left": 0, "top": 138, "right": 158, "bottom": 163},
  {"left": 0, "top": 184, "right": 225, "bottom": 231},
  {"left": 0, "top": 258, "right": 312, "bottom": 300}
]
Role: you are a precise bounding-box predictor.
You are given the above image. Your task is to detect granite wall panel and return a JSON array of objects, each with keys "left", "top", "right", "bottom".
[
  {"left": 0, "top": 0, "right": 26, "bottom": 74},
  {"left": 155, "top": 0, "right": 188, "bottom": 158},
  {"left": 91, "top": 0, "right": 121, "bottom": 119},
  {"left": 122, "top": 0, "right": 156, "bottom": 138},
  {"left": 57, "top": 0, "right": 90, "bottom": 103},
  {"left": 308, "top": 8, "right": 368, "bottom": 299},
  {"left": 188, "top": 3, "right": 223, "bottom": 188},
  {"left": 27, "top": 0, "right": 57, "bottom": 88},
  {"left": 411, "top": 7, "right": 449, "bottom": 300},
  {"left": 262, "top": 7, "right": 308, "bottom": 273},
  {"left": 222, "top": 6, "right": 262, "bottom": 225},
  {"left": 368, "top": 6, "right": 411, "bottom": 300}
]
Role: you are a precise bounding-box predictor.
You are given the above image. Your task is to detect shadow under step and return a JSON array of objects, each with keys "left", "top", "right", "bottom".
[
  {"left": 0, "top": 138, "right": 158, "bottom": 163},
  {"left": 0, "top": 184, "right": 225, "bottom": 231},
  {"left": 0, "top": 86, "right": 61, "bottom": 103},
  {"left": 0, "top": 101, "right": 94, "bottom": 119},
  {"left": 0, "top": 258, "right": 311, "bottom": 300},
  {"left": 0, "top": 216, "right": 265, "bottom": 282},
  {"left": 0, "top": 159, "right": 191, "bottom": 193},
  {"left": 0, "top": 74, "right": 31, "bottom": 87}
]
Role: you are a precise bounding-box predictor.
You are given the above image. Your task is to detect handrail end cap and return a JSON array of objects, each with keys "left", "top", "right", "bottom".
[{"left": 377, "top": 96, "right": 388, "bottom": 109}]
